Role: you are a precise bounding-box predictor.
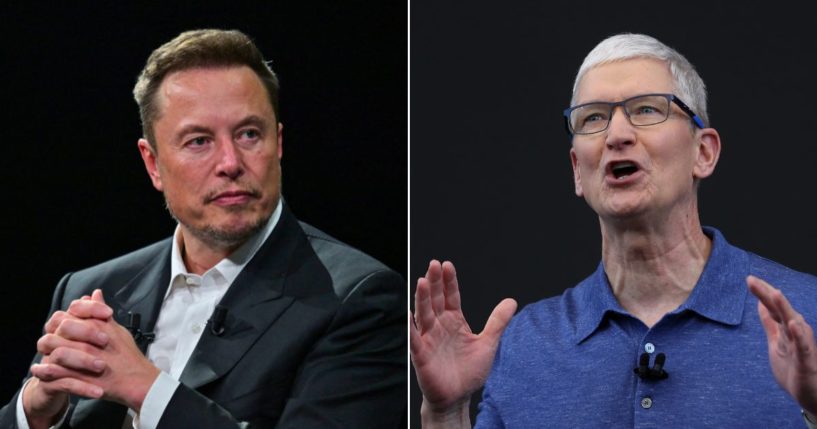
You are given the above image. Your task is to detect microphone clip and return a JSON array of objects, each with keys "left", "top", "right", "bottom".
[
  {"left": 208, "top": 305, "right": 228, "bottom": 336},
  {"left": 633, "top": 352, "right": 669, "bottom": 380},
  {"left": 125, "top": 312, "right": 155, "bottom": 349}
]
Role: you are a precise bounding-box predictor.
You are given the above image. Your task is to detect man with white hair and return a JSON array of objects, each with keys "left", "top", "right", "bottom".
[{"left": 411, "top": 33, "right": 817, "bottom": 427}]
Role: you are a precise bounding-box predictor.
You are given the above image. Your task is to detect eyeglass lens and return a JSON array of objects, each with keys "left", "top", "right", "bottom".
[{"left": 569, "top": 95, "right": 671, "bottom": 135}]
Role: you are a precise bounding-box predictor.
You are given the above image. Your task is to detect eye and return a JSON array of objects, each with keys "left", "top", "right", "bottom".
[
  {"left": 241, "top": 129, "right": 259, "bottom": 139},
  {"left": 185, "top": 136, "right": 211, "bottom": 148},
  {"left": 236, "top": 128, "right": 262, "bottom": 146},
  {"left": 578, "top": 109, "right": 608, "bottom": 127},
  {"left": 630, "top": 100, "right": 666, "bottom": 116},
  {"left": 635, "top": 105, "right": 659, "bottom": 115},
  {"left": 584, "top": 113, "right": 604, "bottom": 123}
]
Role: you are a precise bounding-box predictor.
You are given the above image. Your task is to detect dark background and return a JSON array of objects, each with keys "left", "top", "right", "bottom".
[
  {"left": 0, "top": 2, "right": 406, "bottom": 404},
  {"left": 411, "top": 1, "right": 817, "bottom": 426}
]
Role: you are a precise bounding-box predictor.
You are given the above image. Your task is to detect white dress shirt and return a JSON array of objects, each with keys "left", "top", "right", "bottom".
[{"left": 17, "top": 200, "right": 282, "bottom": 429}]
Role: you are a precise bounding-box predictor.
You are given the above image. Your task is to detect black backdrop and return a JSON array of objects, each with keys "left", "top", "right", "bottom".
[
  {"left": 0, "top": 2, "right": 406, "bottom": 403},
  {"left": 411, "top": 1, "right": 817, "bottom": 426}
]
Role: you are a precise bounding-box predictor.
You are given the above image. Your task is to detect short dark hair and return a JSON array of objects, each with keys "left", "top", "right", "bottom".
[{"left": 133, "top": 29, "right": 280, "bottom": 148}]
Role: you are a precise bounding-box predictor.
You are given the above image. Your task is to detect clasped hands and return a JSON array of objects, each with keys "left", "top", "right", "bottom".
[{"left": 22, "top": 289, "right": 160, "bottom": 427}]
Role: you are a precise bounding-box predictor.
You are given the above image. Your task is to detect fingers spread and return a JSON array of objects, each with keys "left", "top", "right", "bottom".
[
  {"left": 787, "top": 318, "right": 817, "bottom": 369},
  {"left": 748, "top": 275, "right": 806, "bottom": 344},
  {"left": 414, "top": 278, "right": 436, "bottom": 334},
  {"left": 427, "top": 260, "right": 446, "bottom": 315},
  {"left": 441, "top": 261, "right": 462, "bottom": 311},
  {"left": 481, "top": 298, "right": 518, "bottom": 343},
  {"left": 756, "top": 300, "right": 780, "bottom": 344},
  {"left": 749, "top": 275, "right": 817, "bottom": 363},
  {"left": 748, "top": 275, "right": 786, "bottom": 324}
]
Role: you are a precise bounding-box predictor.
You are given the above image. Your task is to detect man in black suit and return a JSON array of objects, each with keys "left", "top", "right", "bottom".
[{"left": 0, "top": 29, "right": 405, "bottom": 428}]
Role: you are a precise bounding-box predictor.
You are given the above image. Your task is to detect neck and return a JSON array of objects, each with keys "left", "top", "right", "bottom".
[
  {"left": 178, "top": 228, "right": 244, "bottom": 275},
  {"left": 599, "top": 206, "right": 711, "bottom": 328}
]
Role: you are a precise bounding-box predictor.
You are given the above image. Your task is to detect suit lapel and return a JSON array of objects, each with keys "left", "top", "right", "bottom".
[
  {"left": 179, "top": 205, "right": 302, "bottom": 389},
  {"left": 110, "top": 241, "right": 172, "bottom": 349}
]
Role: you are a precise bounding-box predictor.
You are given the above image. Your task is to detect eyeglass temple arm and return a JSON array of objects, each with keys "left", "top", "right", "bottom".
[{"left": 672, "top": 97, "right": 706, "bottom": 129}]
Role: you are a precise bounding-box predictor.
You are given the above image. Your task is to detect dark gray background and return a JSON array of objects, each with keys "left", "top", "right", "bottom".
[
  {"left": 0, "top": 2, "right": 406, "bottom": 404},
  {"left": 411, "top": 1, "right": 817, "bottom": 426}
]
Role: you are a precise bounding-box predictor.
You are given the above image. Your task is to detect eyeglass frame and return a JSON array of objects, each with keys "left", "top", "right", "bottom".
[{"left": 562, "top": 93, "right": 706, "bottom": 136}]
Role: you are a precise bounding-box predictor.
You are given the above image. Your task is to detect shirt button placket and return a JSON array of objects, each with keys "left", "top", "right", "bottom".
[{"left": 635, "top": 337, "right": 658, "bottom": 426}]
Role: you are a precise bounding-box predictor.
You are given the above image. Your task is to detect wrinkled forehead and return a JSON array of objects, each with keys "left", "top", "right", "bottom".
[{"left": 573, "top": 58, "right": 675, "bottom": 105}]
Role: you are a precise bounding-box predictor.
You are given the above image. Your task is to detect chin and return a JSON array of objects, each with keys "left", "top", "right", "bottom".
[
  {"left": 168, "top": 197, "right": 275, "bottom": 247},
  {"left": 599, "top": 190, "right": 649, "bottom": 211},
  {"left": 199, "top": 221, "right": 267, "bottom": 247},
  {"left": 183, "top": 211, "right": 270, "bottom": 248},
  {"left": 592, "top": 199, "right": 650, "bottom": 222}
]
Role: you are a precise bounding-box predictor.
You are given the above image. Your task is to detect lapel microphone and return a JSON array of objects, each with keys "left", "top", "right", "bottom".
[
  {"left": 208, "top": 305, "right": 228, "bottom": 336},
  {"left": 633, "top": 352, "right": 669, "bottom": 380},
  {"left": 125, "top": 312, "right": 156, "bottom": 350}
]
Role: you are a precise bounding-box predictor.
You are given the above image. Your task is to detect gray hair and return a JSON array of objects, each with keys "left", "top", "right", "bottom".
[{"left": 570, "top": 33, "right": 709, "bottom": 127}]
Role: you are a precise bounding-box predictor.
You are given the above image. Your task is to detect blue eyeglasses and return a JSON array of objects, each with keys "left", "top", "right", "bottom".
[{"left": 563, "top": 93, "right": 705, "bottom": 135}]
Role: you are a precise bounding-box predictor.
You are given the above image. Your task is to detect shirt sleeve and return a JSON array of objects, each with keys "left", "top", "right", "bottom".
[
  {"left": 474, "top": 390, "right": 504, "bottom": 429},
  {"left": 15, "top": 379, "right": 70, "bottom": 429},
  {"left": 133, "top": 371, "right": 180, "bottom": 429}
]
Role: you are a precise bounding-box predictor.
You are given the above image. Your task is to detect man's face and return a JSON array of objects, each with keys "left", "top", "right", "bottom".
[
  {"left": 569, "top": 58, "right": 718, "bottom": 222},
  {"left": 138, "top": 66, "right": 282, "bottom": 248}
]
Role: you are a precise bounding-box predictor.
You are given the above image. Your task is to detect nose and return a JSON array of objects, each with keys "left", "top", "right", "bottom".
[
  {"left": 604, "top": 106, "right": 636, "bottom": 150},
  {"left": 215, "top": 138, "right": 244, "bottom": 180}
]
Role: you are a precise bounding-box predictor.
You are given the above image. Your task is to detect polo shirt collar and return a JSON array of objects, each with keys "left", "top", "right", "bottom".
[{"left": 573, "top": 227, "right": 750, "bottom": 344}]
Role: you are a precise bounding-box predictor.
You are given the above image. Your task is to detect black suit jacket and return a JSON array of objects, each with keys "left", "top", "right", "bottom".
[{"left": 0, "top": 204, "right": 406, "bottom": 428}]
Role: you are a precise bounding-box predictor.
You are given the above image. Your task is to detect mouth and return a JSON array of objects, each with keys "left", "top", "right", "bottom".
[
  {"left": 207, "top": 189, "right": 259, "bottom": 205},
  {"left": 608, "top": 160, "right": 640, "bottom": 180}
]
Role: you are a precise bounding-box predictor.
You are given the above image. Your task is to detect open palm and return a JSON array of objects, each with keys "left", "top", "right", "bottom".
[
  {"left": 410, "top": 260, "right": 517, "bottom": 412},
  {"left": 748, "top": 275, "right": 817, "bottom": 416}
]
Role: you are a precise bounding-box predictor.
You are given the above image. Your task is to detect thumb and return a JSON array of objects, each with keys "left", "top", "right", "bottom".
[
  {"left": 481, "top": 298, "right": 517, "bottom": 342},
  {"left": 91, "top": 289, "right": 106, "bottom": 304}
]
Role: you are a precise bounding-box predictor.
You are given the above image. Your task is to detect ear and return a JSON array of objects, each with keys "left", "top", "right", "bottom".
[
  {"left": 276, "top": 122, "right": 283, "bottom": 160},
  {"left": 692, "top": 128, "right": 721, "bottom": 180},
  {"left": 570, "top": 147, "right": 584, "bottom": 197},
  {"left": 138, "top": 138, "right": 163, "bottom": 191}
]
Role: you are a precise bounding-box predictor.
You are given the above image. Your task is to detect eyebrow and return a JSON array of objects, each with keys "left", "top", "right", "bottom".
[{"left": 234, "top": 115, "right": 270, "bottom": 131}]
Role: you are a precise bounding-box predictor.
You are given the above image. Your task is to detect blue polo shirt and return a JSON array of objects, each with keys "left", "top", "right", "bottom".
[{"left": 476, "top": 228, "right": 817, "bottom": 428}]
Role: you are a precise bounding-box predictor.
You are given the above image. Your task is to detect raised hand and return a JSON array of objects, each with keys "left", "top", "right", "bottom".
[
  {"left": 410, "top": 260, "right": 516, "bottom": 427},
  {"left": 748, "top": 275, "right": 817, "bottom": 416}
]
